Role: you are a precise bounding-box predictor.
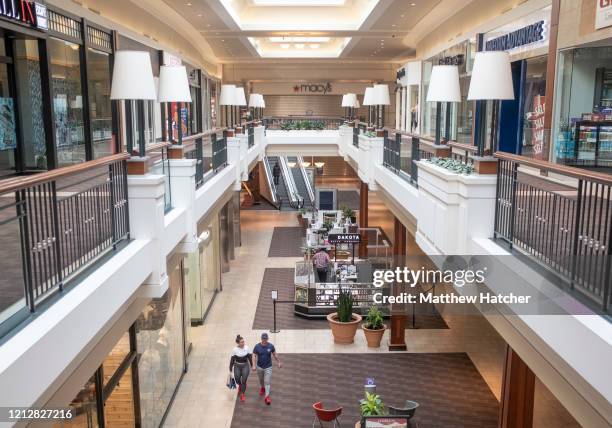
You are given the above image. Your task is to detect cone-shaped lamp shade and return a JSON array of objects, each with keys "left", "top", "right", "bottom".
[
  {"left": 468, "top": 51, "right": 515, "bottom": 100},
  {"left": 248, "top": 93, "right": 260, "bottom": 107},
  {"left": 341, "top": 94, "right": 350, "bottom": 107},
  {"left": 426, "top": 65, "right": 461, "bottom": 103},
  {"left": 363, "top": 87, "right": 374, "bottom": 106},
  {"left": 258, "top": 94, "right": 266, "bottom": 108},
  {"left": 372, "top": 84, "right": 390, "bottom": 105},
  {"left": 235, "top": 87, "right": 247, "bottom": 106},
  {"left": 219, "top": 84, "right": 236, "bottom": 105},
  {"left": 353, "top": 97, "right": 360, "bottom": 108},
  {"left": 157, "top": 65, "right": 192, "bottom": 102},
  {"left": 110, "top": 51, "right": 156, "bottom": 100}
]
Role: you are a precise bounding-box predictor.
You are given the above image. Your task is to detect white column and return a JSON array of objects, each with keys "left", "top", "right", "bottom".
[
  {"left": 401, "top": 87, "right": 407, "bottom": 131},
  {"left": 127, "top": 174, "right": 169, "bottom": 297},
  {"left": 395, "top": 90, "right": 401, "bottom": 129},
  {"left": 168, "top": 158, "right": 198, "bottom": 253},
  {"left": 226, "top": 136, "right": 242, "bottom": 191}
]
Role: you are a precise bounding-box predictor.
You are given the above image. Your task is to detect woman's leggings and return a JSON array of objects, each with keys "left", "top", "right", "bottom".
[{"left": 234, "top": 363, "right": 250, "bottom": 392}]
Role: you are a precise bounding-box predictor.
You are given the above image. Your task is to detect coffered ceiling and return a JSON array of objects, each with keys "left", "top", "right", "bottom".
[{"left": 161, "top": 0, "right": 443, "bottom": 62}]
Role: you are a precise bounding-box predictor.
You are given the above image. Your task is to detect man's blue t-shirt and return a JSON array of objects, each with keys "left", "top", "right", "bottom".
[{"left": 253, "top": 342, "right": 275, "bottom": 369}]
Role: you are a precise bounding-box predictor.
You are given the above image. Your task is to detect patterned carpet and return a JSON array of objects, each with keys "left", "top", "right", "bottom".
[
  {"left": 252, "top": 268, "right": 327, "bottom": 330},
  {"left": 268, "top": 227, "right": 305, "bottom": 257},
  {"left": 252, "top": 268, "right": 448, "bottom": 330},
  {"left": 229, "top": 353, "right": 499, "bottom": 428}
]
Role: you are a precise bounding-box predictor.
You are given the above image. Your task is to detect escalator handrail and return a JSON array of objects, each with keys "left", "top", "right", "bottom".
[
  {"left": 280, "top": 156, "right": 302, "bottom": 208},
  {"left": 297, "top": 156, "right": 315, "bottom": 206}
]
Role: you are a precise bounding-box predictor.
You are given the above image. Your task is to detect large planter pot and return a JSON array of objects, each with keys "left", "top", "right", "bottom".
[
  {"left": 327, "top": 313, "right": 362, "bottom": 344},
  {"left": 362, "top": 324, "right": 386, "bottom": 348}
]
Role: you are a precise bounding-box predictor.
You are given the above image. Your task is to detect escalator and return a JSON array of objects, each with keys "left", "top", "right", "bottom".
[
  {"left": 265, "top": 156, "right": 293, "bottom": 210},
  {"left": 287, "top": 156, "right": 315, "bottom": 208}
]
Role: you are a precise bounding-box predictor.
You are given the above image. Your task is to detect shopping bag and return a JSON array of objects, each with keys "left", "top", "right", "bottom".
[{"left": 226, "top": 374, "right": 237, "bottom": 390}]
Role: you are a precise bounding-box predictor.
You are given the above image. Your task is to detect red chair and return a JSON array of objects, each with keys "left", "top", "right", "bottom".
[{"left": 312, "top": 401, "right": 342, "bottom": 427}]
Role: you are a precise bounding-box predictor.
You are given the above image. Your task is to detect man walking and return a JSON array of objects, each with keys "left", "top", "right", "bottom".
[
  {"left": 252, "top": 332, "right": 281, "bottom": 405},
  {"left": 272, "top": 161, "right": 281, "bottom": 185},
  {"left": 313, "top": 247, "right": 331, "bottom": 283}
]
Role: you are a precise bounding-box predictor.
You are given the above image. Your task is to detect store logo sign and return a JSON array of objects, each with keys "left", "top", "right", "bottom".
[
  {"left": 439, "top": 54, "right": 464, "bottom": 66},
  {"left": 485, "top": 20, "right": 545, "bottom": 52},
  {"left": 0, "top": 1, "right": 46, "bottom": 29},
  {"left": 293, "top": 83, "right": 332, "bottom": 94},
  {"left": 596, "top": 0, "right": 612, "bottom": 29},
  {"left": 328, "top": 233, "right": 361, "bottom": 244}
]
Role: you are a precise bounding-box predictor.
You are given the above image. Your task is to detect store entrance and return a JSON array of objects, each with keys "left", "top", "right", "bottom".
[{"left": 0, "top": 30, "right": 48, "bottom": 178}]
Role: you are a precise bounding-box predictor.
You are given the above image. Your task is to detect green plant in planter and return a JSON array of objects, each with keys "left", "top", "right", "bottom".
[
  {"left": 364, "top": 305, "right": 384, "bottom": 330},
  {"left": 360, "top": 392, "right": 385, "bottom": 416},
  {"left": 322, "top": 220, "right": 334, "bottom": 232},
  {"left": 336, "top": 289, "right": 354, "bottom": 323},
  {"left": 364, "top": 130, "right": 377, "bottom": 138},
  {"left": 340, "top": 204, "right": 356, "bottom": 222},
  {"left": 427, "top": 156, "right": 475, "bottom": 175}
]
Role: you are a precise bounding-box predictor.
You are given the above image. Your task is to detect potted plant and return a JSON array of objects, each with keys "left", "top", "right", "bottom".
[
  {"left": 362, "top": 305, "right": 386, "bottom": 348},
  {"left": 341, "top": 205, "right": 357, "bottom": 224},
  {"left": 360, "top": 392, "right": 386, "bottom": 417},
  {"left": 327, "top": 289, "right": 362, "bottom": 344}
]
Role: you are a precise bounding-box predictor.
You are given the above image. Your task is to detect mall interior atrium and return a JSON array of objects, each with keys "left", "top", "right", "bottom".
[{"left": 0, "top": 0, "right": 610, "bottom": 427}]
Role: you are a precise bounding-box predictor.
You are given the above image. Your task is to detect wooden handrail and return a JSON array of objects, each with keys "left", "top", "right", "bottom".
[
  {"left": 181, "top": 127, "right": 228, "bottom": 144},
  {"left": 495, "top": 152, "right": 612, "bottom": 186},
  {"left": 448, "top": 141, "right": 477, "bottom": 153},
  {"left": 135, "top": 141, "right": 171, "bottom": 154},
  {"left": 382, "top": 127, "right": 436, "bottom": 144},
  {"left": 0, "top": 153, "right": 130, "bottom": 194}
]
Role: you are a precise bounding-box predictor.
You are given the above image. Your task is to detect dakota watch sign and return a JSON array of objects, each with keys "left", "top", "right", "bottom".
[
  {"left": 0, "top": 1, "right": 48, "bottom": 30},
  {"left": 328, "top": 233, "right": 361, "bottom": 244},
  {"left": 596, "top": 0, "right": 612, "bottom": 30}
]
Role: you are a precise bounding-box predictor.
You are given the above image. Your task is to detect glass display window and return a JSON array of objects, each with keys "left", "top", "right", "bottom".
[{"left": 553, "top": 45, "right": 612, "bottom": 170}]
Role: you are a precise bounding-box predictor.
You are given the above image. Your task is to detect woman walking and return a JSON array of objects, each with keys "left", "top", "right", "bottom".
[{"left": 230, "top": 334, "right": 253, "bottom": 402}]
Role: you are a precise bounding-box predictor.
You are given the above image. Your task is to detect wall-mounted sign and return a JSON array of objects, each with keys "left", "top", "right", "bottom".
[
  {"left": 0, "top": 1, "right": 47, "bottom": 30},
  {"left": 328, "top": 233, "right": 361, "bottom": 244},
  {"left": 596, "top": 0, "right": 612, "bottom": 30},
  {"left": 485, "top": 20, "right": 545, "bottom": 52},
  {"left": 438, "top": 54, "right": 464, "bottom": 66},
  {"left": 293, "top": 82, "right": 332, "bottom": 94}
]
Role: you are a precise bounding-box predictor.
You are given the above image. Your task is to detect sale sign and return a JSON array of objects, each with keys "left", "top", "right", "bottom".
[{"left": 596, "top": 0, "right": 612, "bottom": 30}]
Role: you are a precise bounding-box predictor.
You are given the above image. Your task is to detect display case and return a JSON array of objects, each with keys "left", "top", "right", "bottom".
[{"left": 565, "top": 120, "right": 612, "bottom": 168}]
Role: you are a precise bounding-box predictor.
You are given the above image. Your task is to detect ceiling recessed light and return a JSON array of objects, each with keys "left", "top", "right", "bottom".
[
  {"left": 221, "top": 39, "right": 225, "bottom": 42},
  {"left": 410, "top": 2, "right": 416, "bottom": 6},
  {"left": 186, "top": 2, "right": 192, "bottom": 5},
  {"left": 401, "top": 14, "right": 405, "bottom": 18},
  {"left": 392, "top": 24, "right": 396, "bottom": 27},
  {"left": 197, "top": 14, "right": 202, "bottom": 17}
]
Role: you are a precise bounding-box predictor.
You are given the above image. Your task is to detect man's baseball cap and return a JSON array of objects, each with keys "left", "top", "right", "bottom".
[{"left": 261, "top": 332, "right": 269, "bottom": 340}]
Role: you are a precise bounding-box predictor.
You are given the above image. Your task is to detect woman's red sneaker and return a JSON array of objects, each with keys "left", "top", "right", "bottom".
[
  {"left": 265, "top": 396, "right": 271, "bottom": 405},
  {"left": 259, "top": 387, "right": 265, "bottom": 396},
  {"left": 240, "top": 393, "right": 246, "bottom": 402}
]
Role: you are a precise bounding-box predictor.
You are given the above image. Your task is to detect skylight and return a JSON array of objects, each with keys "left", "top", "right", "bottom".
[{"left": 252, "top": 0, "right": 346, "bottom": 5}]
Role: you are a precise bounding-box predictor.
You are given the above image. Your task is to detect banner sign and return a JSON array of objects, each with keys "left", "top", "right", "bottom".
[
  {"left": 485, "top": 20, "right": 545, "bottom": 52},
  {"left": 0, "top": 1, "right": 47, "bottom": 30},
  {"left": 328, "top": 233, "right": 360, "bottom": 244},
  {"left": 596, "top": 0, "right": 612, "bottom": 29}
]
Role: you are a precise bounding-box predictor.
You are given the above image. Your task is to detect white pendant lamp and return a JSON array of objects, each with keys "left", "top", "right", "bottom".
[
  {"left": 372, "top": 84, "right": 390, "bottom": 106},
  {"left": 467, "top": 51, "right": 514, "bottom": 100},
  {"left": 248, "top": 93, "right": 260, "bottom": 108},
  {"left": 258, "top": 94, "right": 265, "bottom": 108},
  {"left": 372, "top": 84, "right": 390, "bottom": 129},
  {"left": 219, "top": 84, "right": 237, "bottom": 106},
  {"left": 426, "top": 65, "right": 461, "bottom": 103},
  {"left": 235, "top": 87, "right": 247, "bottom": 106},
  {"left": 110, "top": 51, "right": 156, "bottom": 100},
  {"left": 363, "top": 87, "right": 373, "bottom": 106},
  {"left": 157, "top": 65, "right": 192, "bottom": 102},
  {"left": 468, "top": 51, "right": 514, "bottom": 156}
]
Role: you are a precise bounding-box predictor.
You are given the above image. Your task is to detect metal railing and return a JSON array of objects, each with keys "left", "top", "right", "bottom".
[
  {"left": 353, "top": 126, "right": 359, "bottom": 148},
  {"left": 263, "top": 116, "right": 344, "bottom": 130},
  {"left": 147, "top": 142, "right": 172, "bottom": 212},
  {"left": 298, "top": 156, "right": 315, "bottom": 206},
  {"left": 494, "top": 152, "right": 612, "bottom": 311},
  {"left": 262, "top": 155, "right": 281, "bottom": 208},
  {"left": 0, "top": 154, "right": 130, "bottom": 328},
  {"left": 183, "top": 129, "right": 228, "bottom": 190},
  {"left": 280, "top": 156, "right": 302, "bottom": 208},
  {"left": 247, "top": 122, "right": 255, "bottom": 148}
]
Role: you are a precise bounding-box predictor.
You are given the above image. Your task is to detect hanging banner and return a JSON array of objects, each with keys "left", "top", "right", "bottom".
[{"left": 596, "top": 0, "right": 612, "bottom": 29}]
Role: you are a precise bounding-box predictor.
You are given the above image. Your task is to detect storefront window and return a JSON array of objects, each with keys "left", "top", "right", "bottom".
[
  {"left": 49, "top": 37, "right": 86, "bottom": 167},
  {"left": 521, "top": 56, "right": 547, "bottom": 157},
  {"left": 554, "top": 46, "right": 612, "bottom": 170},
  {"left": 87, "top": 48, "right": 113, "bottom": 159},
  {"left": 137, "top": 257, "right": 186, "bottom": 428},
  {"left": 0, "top": 36, "right": 17, "bottom": 177},
  {"left": 14, "top": 38, "right": 47, "bottom": 171}
]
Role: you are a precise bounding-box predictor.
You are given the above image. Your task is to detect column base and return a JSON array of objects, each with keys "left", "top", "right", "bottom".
[
  {"left": 470, "top": 155, "right": 498, "bottom": 174},
  {"left": 388, "top": 314, "right": 407, "bottom": 351},
  {"left": 127, "top": 156, "right": 150, "bottom": 175},
  {"left": 167, "top": 145, "right": 185, "bottom": 160}
]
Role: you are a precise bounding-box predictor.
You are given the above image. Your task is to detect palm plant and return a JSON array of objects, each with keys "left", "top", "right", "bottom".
[{"left": 360, "top": 392, "right": 385, "bottom": 416}]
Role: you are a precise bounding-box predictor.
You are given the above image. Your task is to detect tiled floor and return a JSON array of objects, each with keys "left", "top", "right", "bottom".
[{"left": 164, "top": 209, "right": 579, "bottom": 428}]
